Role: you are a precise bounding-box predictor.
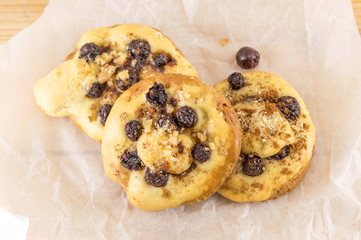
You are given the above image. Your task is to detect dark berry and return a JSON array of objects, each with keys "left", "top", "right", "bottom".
[
  {"left": 99, "top": 104, "right": 112, "bottom": 125},
  {"left": 86, "top": 82, "right": 106, "bottom": 98},
  {"left": 125, "top": 120, "right": 143, "bottom": 141},
  {"left": 267, "top": 145, "right": 290, "bottom": 160},
  {"left": 236, "top": 47, "right": 260, "bottom": 69},
  {"left": 79, "top": 42, "right": 103, "bottom": 62},
  {"left": 156, "top": 114, "right": 178, "bottom": 131},
  {"left": 127, "top": 40, "right": 150, "bottom": 59},
  {"left": 116, "top": 79, "right": 131, "bottom": 91},
  {"left": 120, "top": 150, "right": 142, "bottom": 171},
  {"left": 169, "top": 98, "right": 178, "bottom": 107},
  {"left": 191, "top": 144, "right": 211, "bottom": 163},
  {"left": 276, "top": 96, "right": 300, "bottom": 121},
  {"left": 227, "top": 72, "right": 245, "bottom": 90},
  {"left": 144, "top": 167, "right": 169, "bottom": 187},
  {"left": 175, "top": 106, "right": 197, "bottom": 128},
  {"left": 154, "top": 52, "right": 169, "bottom": 68},
  {"left": 242, "top": 156, "right": 264, "bottom": 176},
  {"left": 146, "top": 82, "right": 168, "bottom": 108},
  {"left": 127, "top": 68, "right": 140, "bottom": 82},
  {"left": 116, "top": 76, "right": 139, "bottom": 91},
  {"left": 178, "top": 142, "right": 184, "bottom": 154}
]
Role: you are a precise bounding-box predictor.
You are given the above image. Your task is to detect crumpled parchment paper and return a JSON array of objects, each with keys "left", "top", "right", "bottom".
[{"left": 0, "top": 0, "right": 361, "bottom": 239}]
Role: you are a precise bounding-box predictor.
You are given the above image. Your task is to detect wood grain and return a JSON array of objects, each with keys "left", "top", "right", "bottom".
[
  {"left": 0, "top": 0, "right": 48, "bottom": 43},
  {"left": 0, "top": 0, "right": 360, "bottom": 44},
  {"left": 354, "top": 0, "right": 361, "bottom": 34}
]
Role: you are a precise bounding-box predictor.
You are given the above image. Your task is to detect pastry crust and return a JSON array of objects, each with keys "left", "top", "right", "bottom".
[
  {"left": 215, "top": 71, "right": 316, "bottom": 202},
  {"left": 101, "top": 74, "right": 241, "bottom": 210},
  {"left": 33, "top": 24, "right": 198, "bottom": 142}
]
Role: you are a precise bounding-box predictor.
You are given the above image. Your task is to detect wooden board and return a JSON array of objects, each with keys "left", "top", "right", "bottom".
[
  {"left": 354, "top": 0, "right": 361, "bottom": 33},
  {"left": 0, "top": 0, "right": 360, "bottom": 44}
]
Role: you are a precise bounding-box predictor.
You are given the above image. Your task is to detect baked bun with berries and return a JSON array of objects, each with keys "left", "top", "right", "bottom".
[
  {"left": 33, "top": 24, "right": 198, "bottom": 142},
  {"left": 214, "top": 71, "right": 316, "bottom": 202},
  {"left": 101, "top": 74, "right": 241, "bottom": 210}
]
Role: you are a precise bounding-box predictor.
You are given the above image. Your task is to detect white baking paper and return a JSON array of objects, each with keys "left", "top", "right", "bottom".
[{"left": 0, "top": 0, "right": 361, "bottom": 239}]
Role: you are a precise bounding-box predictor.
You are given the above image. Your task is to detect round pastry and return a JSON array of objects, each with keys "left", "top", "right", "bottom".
[
  {"left": 33, "top": 24, "right": 198, "bottom": 142},
  {"left": 214, "top": 71, "right": 316, "bottom": 202},
  {"left": 101, "top": 74, "right": 241, "bottom": 211}
]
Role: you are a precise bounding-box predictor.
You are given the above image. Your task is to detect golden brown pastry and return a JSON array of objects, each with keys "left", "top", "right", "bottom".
[
  {"left": 33, "top": 24, "right": 198, "bottom": 142},
  {"left": 101, "top": 74, "right": 241, "bottom": 210},
  {"left": 215, "top": 71, "right": 316, "bottom": 202}
]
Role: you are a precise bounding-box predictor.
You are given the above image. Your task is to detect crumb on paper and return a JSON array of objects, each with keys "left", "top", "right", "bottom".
[{"left": 220, "top": 38, "right": 229, "bottom": 46}]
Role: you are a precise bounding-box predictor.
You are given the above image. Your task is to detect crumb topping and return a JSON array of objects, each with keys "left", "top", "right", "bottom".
[{"left": 79, "top": 39, "right": 177, "bottom": 125}]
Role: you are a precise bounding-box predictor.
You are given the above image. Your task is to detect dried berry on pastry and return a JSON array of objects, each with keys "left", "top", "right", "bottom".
[
  {"left": 101, "top": 74, "right": 241, "bottom": 210},
  {"left": 215, "top": 71, "right": 316, "bottom": 202},
  {"left": 33, "top": 24, "right": 198, "bottom": 142}
]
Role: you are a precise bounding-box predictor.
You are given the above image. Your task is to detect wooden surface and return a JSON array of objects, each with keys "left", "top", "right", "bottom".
[
  {"left": 354, "top": 0, "right": 361, "bottom": 33},
  {"left": 0, "top": 0, "right": 360, "bottom": 44}
]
